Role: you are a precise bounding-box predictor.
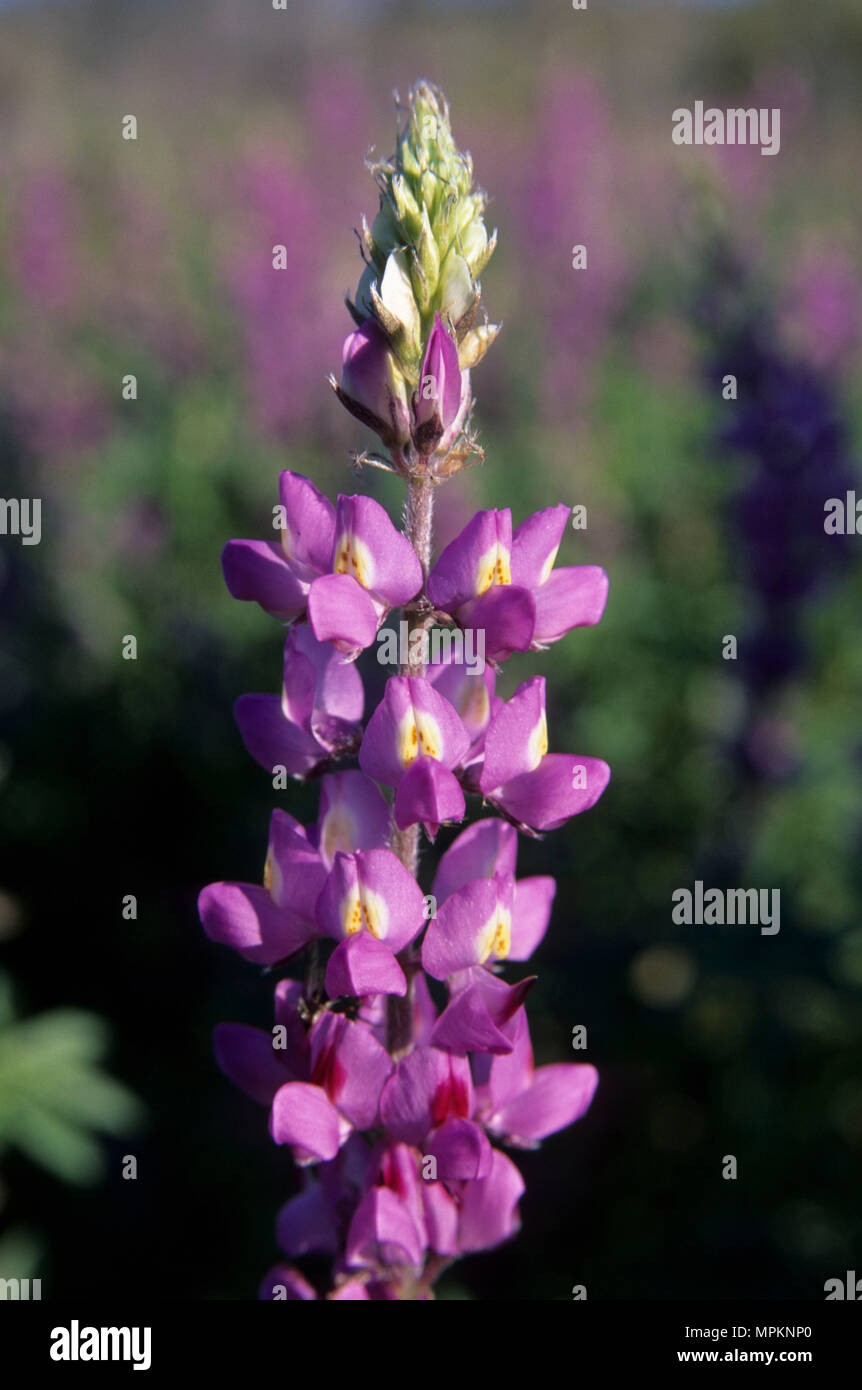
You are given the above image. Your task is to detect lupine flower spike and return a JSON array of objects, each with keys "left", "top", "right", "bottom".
[{"left": 201, "top": 80, "right": 609, "bottom": 1301}]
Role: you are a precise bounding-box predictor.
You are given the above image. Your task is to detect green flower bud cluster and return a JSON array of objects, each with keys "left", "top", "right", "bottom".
[{"left": 349, "top": 80, "right": 500, "bottom": 387}]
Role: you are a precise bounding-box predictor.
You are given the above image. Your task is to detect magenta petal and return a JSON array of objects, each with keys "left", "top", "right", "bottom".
[
  {"left": 421, "top": 877, "right": 500, "bottom": 981},
  {"left": 426, "top": 1118, "right": 492, "bottom": 1181},
  {"left": 258, "top": 1264, "right": 318, "bottom": 1301},
  {"left": 325, "top": 934, "right": 407, "bottom": 1001},
  {"left": 427, "top": 509, "right": 501, "bottom": 613},
  {"left": 510, "top": 876, "right": 556, "bottom": 960},
  {"left": 198, "top": 881, "right": 317, "bottom": 966},
  {"left": 360, "top": 676, "right": 470, "bottom": 788},
  {"left": 494, "top": 754, "right": 611, "bottom": 831},
  {"left": 278, "top": 470, "right": 336, "bottom": 579},
  {"left": 212, "top": 1023, "right": 290, "bottom": 1104},
  {"left": 345, "top": 1187, "right": 426, "bottom": 1270},
  {"left": 270, "top": 1081, "right": 344, "bottom": 1163},
  {"left": 266, "top": 810, "right": 328, "bottom": 929},
  {"left": 221, "top": 539, "right": 307, "bottom": 620},
  {"left": 283, "top": 625, "right": 364, "bottom": 733},
  {"left": 531, "top": 565, "right": 609, "bottom": 644},
  {"left": 426, "top": 655, "right": 495, "bottom": 744},
  {"left": 316, "top": 771, "right": 391, "bottom": 865},
  {"left": 490, "top": 1064, "right": 599, "bottom": 1146},
  {"left": 433, "top": 818, "right": 518, "bottom": 902},
  {"left": 475, "top": 1009, "right": 533, "bottom": 1113},
  {"left": 457, "top": 585, "right": 536, "bottom": 662},
  {"left": 510, "top": 504, "right": 571, "bottom": 589},
  {"left": 431, "top": 972, "right": 535, "bottom": 1056},
  {"left": 413, "top": 313, "right": 464, "bottom": 451},
  {"left": 457, "top": 1149, "right": 525, "bottom": 1254},
  {"left": 417, "top": 314, "right": 462, "bottom": 429},
  {"left": 307, "top": 572, "right": 380, "bottom": 658},
  {"left": 234, "top": 693, "right": 323, "bottom": 777},
  {"left": 276, "top": 1186, "right": 340, "bottom": 1258},
  {"left": 479, "top": 676, "right": 547, "bottom": 792},
  {"left": 492, "top": 1061, "right": 600, "bottom": 1139},
  {"left": 340, "top": 319, "right": 411, "bottom": 448},
  {"left": 316, "top": 848, "right": 426, "bottom": 954},
  {"left": 393, "top": 757, "right": 465, "bottom": 836},
  {"left": 311, "top": 1014, "right": 394, "bottom": 1129},
  {"left": 420, "top": 1178, "right": 460, "bottom": 1257},
  {"left": 380, "top": 1047, "right": 473, "bottom": 1145},
  {"left": 335, "top": 494, "right": 423, "bottom": 607}
]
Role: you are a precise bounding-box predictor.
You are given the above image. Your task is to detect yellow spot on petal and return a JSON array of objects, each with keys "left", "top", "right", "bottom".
[
  {"left": 527, "top": 711, "right": 548, "bottom": 770},
  {"left": 333, "top": 533, "right": 374, "bottom": 589},
  {"left": 398, "top": 711, "right": 420, "bottom": 768},
  {"left": 340, "top": 882, "right": 389, "bottom": 941},
  {"left": 475, "top": 543, "right": 511, "bottom": 595},
  {"left": 416, "top": 712, "right": 442, "bottom": 760},
  {"left": 475, "top": 548, "right": 496, "bottom": 596},
  {"left": 477, "top": 906, "right": 512, "bottom": 964},
  {"left": 476, "top": 911, "right": 499, "bottom": 964},
  {"left": 342, "top": 889, "right": 364, "bottom": 936},
  {"left": 492, "top": 913, "right": 511, "bottom": 960},
  {"left": 539, "top": 545, "right": 559, "bottom": 586},
  {"left": 359, "top": 886, "right": 388, "bottom": 940}
]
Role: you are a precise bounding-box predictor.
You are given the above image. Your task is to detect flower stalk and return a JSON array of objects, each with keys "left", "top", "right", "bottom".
[{"left": 201, "top": 80, "right": 610, "bottom": 1301}]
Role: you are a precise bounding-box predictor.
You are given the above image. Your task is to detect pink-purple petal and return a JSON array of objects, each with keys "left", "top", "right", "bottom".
[
  {"left": 456, "top": 1149, "right": 525, "bottom": 1254},
  {"left": 489, "top": 1063, "right": 599, "bottom": 1146},
  {"left": 270, "top": 1081, "right": 344, "bottom": 1163},
  {"left": 212, "top": 1022, "right": 291, "bottom": 1105},
  {"left": 198, "top": 881, "right": 317, "bottom": 966},
  {"left": 531, "top": 565, "right": 609, "bottom": 644},
  {"left": 221, "top": 539, "right": 307, "bottom": 620},
  {"left": 307, "top": 572, "right": 380, "bottom": 658},
  {"left": 510, "top": 875, "right": 556, "bottom": 960},
  {"left": 421, "top": 876, "right": 500, "bottom": 981},
  {"left": 324, "top": 934, "right": 407, "bottom": 1001},
  {"left": 393, "top": 756, "right": 465, "bottom": 837}
]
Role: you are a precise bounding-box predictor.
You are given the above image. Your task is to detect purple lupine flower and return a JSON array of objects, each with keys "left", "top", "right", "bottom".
[
  {"left": 202, "top": 81, "right": 608, "bottom": 1301},
  {"left": 472, "top": 675, "right": 611, "bottom": 832},
  {"left": 359, "top": 675, "right": 471, "bottom": 837},
  {"left": 223, "top": 470, "right": 423, "bottom": 658},
  {"left": 427, "top": 505, "right": 608, "bottom": 660},
  {"left": 234, "top": 625, "right": 364, "bottom": 779}
]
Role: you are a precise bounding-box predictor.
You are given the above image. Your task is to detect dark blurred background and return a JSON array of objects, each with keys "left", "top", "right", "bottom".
[{"left": 1, "top": 0, "right": 861, "bottom": 1300}]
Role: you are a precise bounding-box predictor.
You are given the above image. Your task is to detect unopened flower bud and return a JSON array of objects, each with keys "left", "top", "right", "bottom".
[
  {"left": 412, "top": 312, "right": 470, "bottom": 456},
  {"left": 332, "top": 318, "right": 411, "bottom": 450}
]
